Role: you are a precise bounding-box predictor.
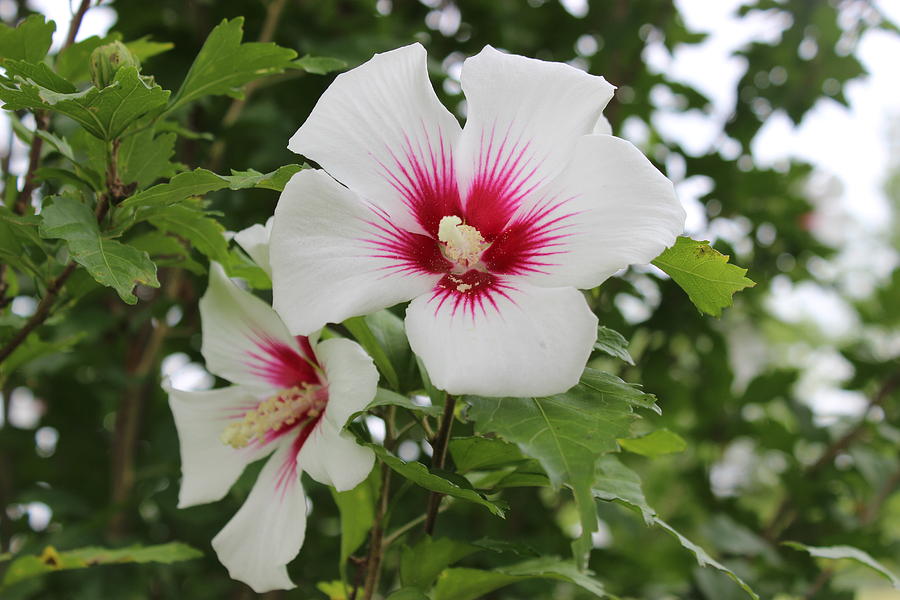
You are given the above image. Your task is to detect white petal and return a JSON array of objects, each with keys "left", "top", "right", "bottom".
[
  {"left": 271, "top": 169, "right": 439, "bottom": 335},
  {"left": 200, "top": 262, "right": 316, "bottom": 392},
  {"left": 289, "top": 43, "right": 461, "bottom": 233},
  {"left": 165, "top": 382, "right": 269, "bottom": 508},
  {"left": 405, "top": 282, "right": 597, "bottom": 397},
  {"left": 455, "top": 46, "right": 614, "bottom": 230},
  {"left": 297, "top": 418, "right": 375, "bottom": 492},
  {"left": 315, "top": 337, "right": 379, "bottom": 430},
  {"left": 234, "top": 217, "right": 273, "bottom": 275},
  {"left": 517, "top": 134, "right": 685, "bottom": 289},
  {"left": 211, "top": 442, "right": 307, "bottom": 593},
  {"left": 593, "top": 114, "right": 613, "bottom": 135}
]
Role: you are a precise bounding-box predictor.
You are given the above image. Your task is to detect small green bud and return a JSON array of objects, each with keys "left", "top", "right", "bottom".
[{"left": 89, "top": 41, "right": 140, "bottom": 88}]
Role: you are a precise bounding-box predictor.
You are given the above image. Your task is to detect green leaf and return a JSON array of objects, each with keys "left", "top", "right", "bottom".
[
  {"left": 365, "top": 443, "right": 506, "bottom": 517},
  {"left": 118, "top": 129, "right": 179, "bottom": 189},
  {"left": 593, "top": 326, "right": 634, "bottom": 365},
  {"left": 220, "top": 246, "right": 271, "bottom": 290},
  {"left": 400, "top": 537, "right": 479, "bottom": 589},
  {"left": 783, "top": 542, "right": 900, "bottom": 588},
  {"left": 331, "top": 470, "right": 379, "bottom": 583},
  {"left": 386, "top": 589, "right": 430, "bottom": 600},
  {"left": 466, "top": 368, "right": 656, "bottom": 567},
  {"left": 652, "top": 236, "right": 755, "bottom": 317},
  {"left": 618, "top": 429, "right": 687, "bottom": 457},
  {"left": 316, "top": 580, "right": 347, "bottom": 599},
  {"left": 449, "top": 436, "right": 527, "bottom": 473},
  {"left": 128, "top": 230, "right": 204, "bottom": 275},
  {"left": 120, "top": 165, "right": 300, "bottom": 209},
  {"left": 592, "top": 457, "right": 759, "bottom": 599},
  {"left": 593, "top": 455, "right": 655, "bottom": 523},
  {"left": 125, "top": 36, "right": 174, "bottom": 62},
  {"left": 39, "top": 197, "right": 159, "bottom": 304},
  {"left": 0, "top": 66, "right": 170, "bottom": 140},
  {"left": 2, "top": 542, "right": 201, "bottom": 587},
  {"left": 344, "top": 316, "right": 401, "bottom": 391},
  {"left": 119, "top": 168, "right": 228, "bottom": 209},
  {"left": 1, "top": 59, "right": 75, "bottom": 93},
  {"left": 0, "top": 331, "right": 86, "bottom": 378},
  {"left": 432, "top": 557, "right": 606, "bottom": 600},
  {"left": 362, "top": 387, "right": 442, "bottom": 419},
  {"left": 0, "top": 14, "right": 55, "bottom": 63},
  {"left": 168, "top": 17, "right": 297, "bottom": 113},
  {"left": 222, "top": 165, "right": 302, "bottom": 191},
  {"left": 55, "top": 34, "right": 120, "bottom": 83},
  {"left": 294, "top": 55, "right": 348, "bottom": 75},
  {"left": 146, "top": 204, "right": 229, "bottom": 263}
]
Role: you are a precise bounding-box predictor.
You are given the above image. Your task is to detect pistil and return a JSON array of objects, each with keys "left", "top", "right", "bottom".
[
  {"left": 438, "top": 215, "right": 489, "bottom": 268},
  {"left": 221, "top": 385, "right": 325, "bottom": 448}
]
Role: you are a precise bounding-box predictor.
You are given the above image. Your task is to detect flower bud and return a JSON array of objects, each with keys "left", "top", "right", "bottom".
[{"left": 89, "top": 41, "right": 140, "bottom": 88}]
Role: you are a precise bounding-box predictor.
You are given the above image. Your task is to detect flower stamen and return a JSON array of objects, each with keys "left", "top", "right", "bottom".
[
  {"left": 438, "top": 215, "right": 488, "bottom": 268},
  {"left": 221, "top": 385, "right": 325, "bottom": 449}
]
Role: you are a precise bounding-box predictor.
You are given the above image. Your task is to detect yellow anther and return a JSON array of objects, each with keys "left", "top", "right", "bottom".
[
  {"left": 221, "top": 385, "right": 324, "bottom": 449},
  {"left": 438, "top": 215, "right": 488, "bottom": 268}
]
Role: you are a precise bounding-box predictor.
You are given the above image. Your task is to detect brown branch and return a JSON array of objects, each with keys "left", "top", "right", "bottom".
[
  {"left": 361, "top": 406, "right": 396, "bottom": 600},
  {"left": 107, "top": 269, "right": 183, "bottom": 539},
  {"left": 14, "top": 111, "right": 49, "bottom": 215},
  {"left": 424, "top": 395, "right": 456, "bottom": 535},
  {"left": 0, "top": 262, "right": 76, "bottom": 366},
  {"left": 62, "top": 0, "right": 91, "bottom": 51},
  {"left": 764, "top": 372, "right": 900, "bottom": 540},
  {"left": 361, "top": 462, "right": 391, "bottom": 600}
]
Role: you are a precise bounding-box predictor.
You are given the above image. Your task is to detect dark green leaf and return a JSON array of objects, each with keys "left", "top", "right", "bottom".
[
  {"left": 400, "top": 537, "right": 479, "bottom": 589},
  {"left": 1, "top": 60, "right": 75, "bottom": 93},
  {"left": 449, "top": 436, "right": 527, "bottom": 473},
  {"left": 128, "top": 231, "right": 204, "bottom": 275},
  {"left": 331, "top": 470, "right": 379, "bottom": 583},
  {"left": 118, "top": 129, "right": 179, "bottom": 189},
  {"left": 2, "top": 542, "right": 201, "bottom": 587},
  {"left": 593, "top": 326, "right": 634, "bottom": 365},
  {"left": 618, "top": 429, "right": 687, "bottom": 457},
  {"left": 0, "top": 66, "right": 170, "bottom": 140},
  {"left": 344, "top": 316, "right": 401, "bottom": 391},
  {"left": 55, "top": 34, "right": 120, "bottom": 83},
  {"left": 167, "top": 17, "right": 297, "bottom": 113},
  {"left": 432, "top": 557, "right": 606, "bottom": 600},
  {"left": 125, "top": 36, "right": 174, "bottom": 62},
  {"left": 593, "top": 457, "right": 759, "bottom": 599},
  {"left": 119, "top": 168, "right": 227, "bottom": 209},
  {"left": 362, "top": 388, "right": 442, "bottom": 419},
  {"left": 783, "top": 542, "right": 900, "bottom": 588},
  {"left": 365, "top": 443, "right": 506, "bottom": 517},
  {"left": 146, "top": 204, "right": 229, "bottom": 263},
  {"left": 466, "top": 368, "right": 655, "bottom": 567},
  {"left": 294, "top": 55, "right": 347, "bottom": 75},
  {"left": 386, "top": 589, "right": 429, "bottom": 600},
  {"left": 39, "top": 197, "right": 159, "bottom": 304},
  {"left": 222, "top": 165, "right": 303, "bottom": 191},
  {"left": 0, "top": 14, "right": 55, "bottom": 63},
  {"left": 652, "top": 236, "right": 755, "bottom": 317}
]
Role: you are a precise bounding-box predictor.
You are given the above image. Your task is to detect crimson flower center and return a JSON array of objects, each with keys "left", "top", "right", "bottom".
[{"left": 221, "top": 384, "right": 327, "bottom": 448}]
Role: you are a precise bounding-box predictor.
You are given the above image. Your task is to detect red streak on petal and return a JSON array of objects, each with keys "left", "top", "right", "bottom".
[
  {"left": 431, "top": 271, "right": 518, "bottom": 320},
  {"left": 247, "top": 334, "right": 321, "bottom": 389},
  {"left": 274, "top": 415, "right": 323, "bottom": 498}
]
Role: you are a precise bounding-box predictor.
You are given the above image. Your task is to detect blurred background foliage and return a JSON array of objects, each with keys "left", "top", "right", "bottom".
[{"left": 0, "top": 0, "right": 898, "bottom": 598}]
